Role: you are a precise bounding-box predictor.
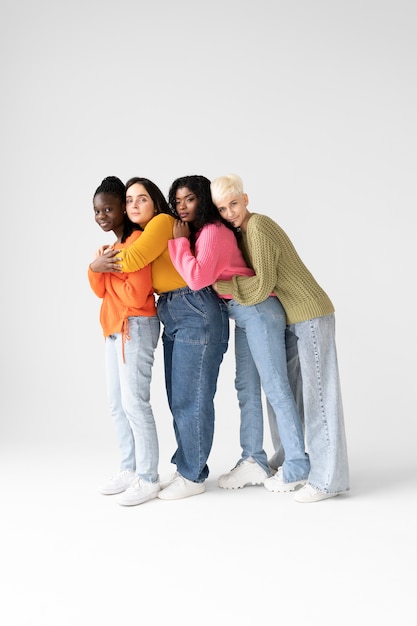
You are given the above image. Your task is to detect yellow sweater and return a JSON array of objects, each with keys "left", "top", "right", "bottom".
[
  {"left": 119, "top": 213, "right": 186, "bottom": 294},
  {"left": 216, "top": 213, "right": 334, "bottom": 324}
]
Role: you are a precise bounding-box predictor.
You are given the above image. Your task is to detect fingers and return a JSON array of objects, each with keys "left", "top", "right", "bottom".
[{"left": 105, "top": 247, "right": 120, "bottom": 257}]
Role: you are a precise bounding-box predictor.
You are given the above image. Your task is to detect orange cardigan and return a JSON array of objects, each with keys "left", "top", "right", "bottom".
[{"left": 88, "top": 230, "right": 156, "bottom": 338}]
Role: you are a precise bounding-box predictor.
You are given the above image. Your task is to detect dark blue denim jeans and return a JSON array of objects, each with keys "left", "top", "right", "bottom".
[{"left": 157, "top": 287, "right": 229, "bottom": 482}]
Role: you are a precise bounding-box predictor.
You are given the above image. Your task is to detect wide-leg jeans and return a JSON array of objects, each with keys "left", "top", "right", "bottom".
[
  {"left": 157, "top": 286, "right": 229, "bottom": 483},
  {"left": 269, "top": 314, "right": 349, "bottom": 494},
  {"left": 227, "top": 296, "right": 310, "bottom": 482},
  {"left": 105, "top": 315, "right": 160, "bottom": 483}
]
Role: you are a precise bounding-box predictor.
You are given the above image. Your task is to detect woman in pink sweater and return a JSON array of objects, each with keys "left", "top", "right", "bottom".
[
  {"left": 169, "top": 175, "right": 310, "bottom": 494},
  {"left": 156, "top": 175, "right": 253, "bottom": 500}
]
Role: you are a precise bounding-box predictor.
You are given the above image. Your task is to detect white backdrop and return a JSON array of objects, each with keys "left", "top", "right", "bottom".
[
  {"left": 1, "top": 3, "right": 416, "bottom": 625},
  {"left": 1, "top": 0, "right": 416, "bottom": 485}
]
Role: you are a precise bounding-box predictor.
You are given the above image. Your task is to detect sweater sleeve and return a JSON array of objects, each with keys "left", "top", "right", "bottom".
[
  {"left": 168, "top": 223, "right": 230, "bottom": 290},
  {"left": 216, "top": 223, "right": 278, "bottom": 305},
  {"left": 88, "top": 266, "right": 106, "bottom": 298},
  {"left": 119, "top": 214, "right": 173, "bottom": 273},
  {"left": 108, "top": 266, "right": 153, "bottom": 309}
]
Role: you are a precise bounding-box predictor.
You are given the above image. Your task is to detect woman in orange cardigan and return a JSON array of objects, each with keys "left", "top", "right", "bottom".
[{"left": 88, "top": 176, "right": 160, "bottom": 507}]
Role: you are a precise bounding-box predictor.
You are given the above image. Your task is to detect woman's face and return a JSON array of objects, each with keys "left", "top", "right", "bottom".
[
  {"left": 174, "top": 186, "right": 199, "bottom": 223},
  {"left": 126, "top": 183, "right": 156, "bottom": 228},
  {"left": 93, "top": 192, "right": 125, "bottom": 233},
  {"left": 215, "top": 192, "right": 251, "bottom": 232}
]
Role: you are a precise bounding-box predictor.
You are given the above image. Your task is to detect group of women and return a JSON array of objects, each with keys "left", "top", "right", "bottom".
[{"left": 88, "top": 173, "right": 349, "bottom": 507}]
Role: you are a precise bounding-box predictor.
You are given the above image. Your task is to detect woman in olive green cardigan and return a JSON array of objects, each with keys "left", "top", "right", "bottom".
[{"left": 211, "top": 173, "right": 349, "bottom": 503}]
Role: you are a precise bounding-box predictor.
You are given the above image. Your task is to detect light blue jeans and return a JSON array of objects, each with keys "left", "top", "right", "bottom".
[
  {"left": 227, "top": 296, "right": 310, "bottom": 482},
  {"left": 157, "top": 287, "right": 229, "bottom": 483},
  {"left": 268, "top": 315, "right": 350, "bottom": 494},
  {"left": 105, "top": 315, "right": 160, "bottom": 483}
]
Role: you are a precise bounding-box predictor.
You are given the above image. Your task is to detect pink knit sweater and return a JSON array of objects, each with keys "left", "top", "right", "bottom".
[{"left": 168, "top": 222, "right": 254, "bottom": 295}]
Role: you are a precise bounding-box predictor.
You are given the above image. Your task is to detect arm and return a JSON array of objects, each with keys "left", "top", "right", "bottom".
[
  {"left": 119, "top": 214, "right": 173, "bottom": 273},
  {"left": 88, "top": 260, "right": 153, "bottom": 309},
  {"left": 88, "top": 266, "right": 106, "bottom": 298},
  {"left": 108, "top": 266, "right": 153, "bottom": 309},
  {"left": 168, "top": 223, "right": 230, "bottom": 290},
  {"left": 216, "top": 228, "right": 278, "bottom": 305}
]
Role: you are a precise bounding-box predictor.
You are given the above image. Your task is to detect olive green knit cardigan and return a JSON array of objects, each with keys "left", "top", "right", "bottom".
[{"left": 215, "top": 213, "right": 334, "bottom": 325}]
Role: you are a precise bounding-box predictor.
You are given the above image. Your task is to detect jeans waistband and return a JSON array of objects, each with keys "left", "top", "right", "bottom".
[{"left": 158, "top": 285, "right": 214, "bottom": 297}]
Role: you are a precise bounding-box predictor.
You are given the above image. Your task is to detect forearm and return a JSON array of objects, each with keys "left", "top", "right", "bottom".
[
  {"left": 121, "top": 215, "right": 172, "bottom": 273},
  {"left": 217, "top": 274, "right": 274, "bottom": 305},
  {"left": 88, "top": 267, "right": 105, "bottom": 297}
]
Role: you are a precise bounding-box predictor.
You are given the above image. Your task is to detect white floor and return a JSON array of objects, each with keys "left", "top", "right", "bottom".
[{"left": 1, "top": 435, "right": 416, "bottom": 626}]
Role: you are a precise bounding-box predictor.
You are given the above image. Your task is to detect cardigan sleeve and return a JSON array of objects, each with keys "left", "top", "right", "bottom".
[
  {"left": 108, "top": 266, "right": 153, "bottom": 309},
  {"left": 216, "top": 221, "right": 279, "bottom": 305},
  {"left": 88, "top": 266, "right": 106, "bottom": 298}
]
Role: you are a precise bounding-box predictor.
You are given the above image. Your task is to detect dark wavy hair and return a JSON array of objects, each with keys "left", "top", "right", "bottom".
[
  {"left": 125, "top": 177, "right": 171, "bottom": 219},
  {"left": 93, "top": 175, "right": 140, "bottom": 243},
  {"left": 168, "top": 175, "right": 220, "bottom": 247}
]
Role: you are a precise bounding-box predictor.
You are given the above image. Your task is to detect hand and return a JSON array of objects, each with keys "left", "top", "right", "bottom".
[
  {"left": 94, "top": 244, "right": 113, "bottom": 259},
  {"left": 173, "top": 220, "right": 191, "bottom": 239},
  {"left": 90, "top": 248, "right": 122, "bottom": 272},
  {"left": 212, "top": 281, "right": 218, "bottom": 293}
]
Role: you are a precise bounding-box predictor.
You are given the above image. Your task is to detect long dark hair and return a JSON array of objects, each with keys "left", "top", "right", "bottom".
[
  {"left": 125, "top": 177, "right": 171, "bottom": 219},
  {"left": 168, "top": 175, "right": 220, "bottom": 248}
]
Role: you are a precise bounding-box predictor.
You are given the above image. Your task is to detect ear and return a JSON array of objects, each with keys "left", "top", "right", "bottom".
[{"left": 243, "top": 193, "right": 249, "bottom": 206}]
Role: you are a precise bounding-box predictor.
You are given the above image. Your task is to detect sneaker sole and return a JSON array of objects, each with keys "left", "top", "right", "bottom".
[
  {"left": 218, "top": 479, "right": 265, "bottom": 489},
  {"left": 158, "top": 485, "right": 205, "bottom": 500},
  {"left": 294, "top": 491, "right": 341, "bottom": 503},
  {"left": 117, "top": 491, "right": 160, "bottom": 506}
]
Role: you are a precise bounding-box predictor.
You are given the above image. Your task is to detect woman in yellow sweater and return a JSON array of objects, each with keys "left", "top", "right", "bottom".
[
  {"left": 88, "top": 176, "right": 160, "bottom": 507},
  {"left": 211, "top": 173, "right": 349, "bottom": 503}
]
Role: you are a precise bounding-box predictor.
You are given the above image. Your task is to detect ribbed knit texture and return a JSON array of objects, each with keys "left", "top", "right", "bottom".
[
  {"left": 168, "top": 221, "right": 254, "bottom": 292},
  {"left": 120, "top": 213, "right": 187, "bottom": 294},
  {"left": 88, "top": 231, "right": 156, "bottom": 337},
  {"left": 215, "top": 213, "right": 334, "bottom": 324}
]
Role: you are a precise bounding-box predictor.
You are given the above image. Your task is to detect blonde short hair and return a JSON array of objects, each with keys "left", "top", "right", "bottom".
[{"left": 210, "top": 173, "right": 245, "bottom": 207}]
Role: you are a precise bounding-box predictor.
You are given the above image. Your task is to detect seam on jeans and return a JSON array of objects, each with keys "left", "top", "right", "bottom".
[{"left": 310, "top": 319, "right": 331, "bottom": 489}]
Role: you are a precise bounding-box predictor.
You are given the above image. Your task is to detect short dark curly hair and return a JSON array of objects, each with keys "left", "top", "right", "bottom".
[{"left": 93, "top": 175, "right": 140, "bottom": 243}]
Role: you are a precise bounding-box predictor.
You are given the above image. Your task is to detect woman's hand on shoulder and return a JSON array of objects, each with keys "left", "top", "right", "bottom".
[
  {"left": 94, "top": 244, "right": 114, "bottom": 259},
  {"left": 90, "top": 247, "right": 122, "bottom": 273}
]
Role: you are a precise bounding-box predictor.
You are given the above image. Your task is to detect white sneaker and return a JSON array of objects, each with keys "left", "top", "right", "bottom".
[
  {"left": 116, "top": 477, "right": 160, "bottom": 506},
  {"left": 294, "top": 483, "right": 342, "bottom": 503},
  {"left": 218, "top": 458, "right": 268, "bottom": 489},
  {"left": 264, "top": 467, "right": 307, "bottom": 493},
  {"left": 98, "top": 469, "right": 136, "bottom": 495},
  {"left": 158, "top": 473, "right": 205, "bottom": 500},
  {"left": 160, "top": 471, "right": 180, "bottom": 490}
]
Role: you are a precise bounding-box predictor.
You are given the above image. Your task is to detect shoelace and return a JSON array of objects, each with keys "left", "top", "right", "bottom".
[
  {"left": 302, "top": 483, "right": 316, "bottom": 494},
  {"left": 110, "top": 469, "right": 133, "bottom": 481},
  {"left": 128, "top": 477, "right": 142, "bottom": 490}
]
